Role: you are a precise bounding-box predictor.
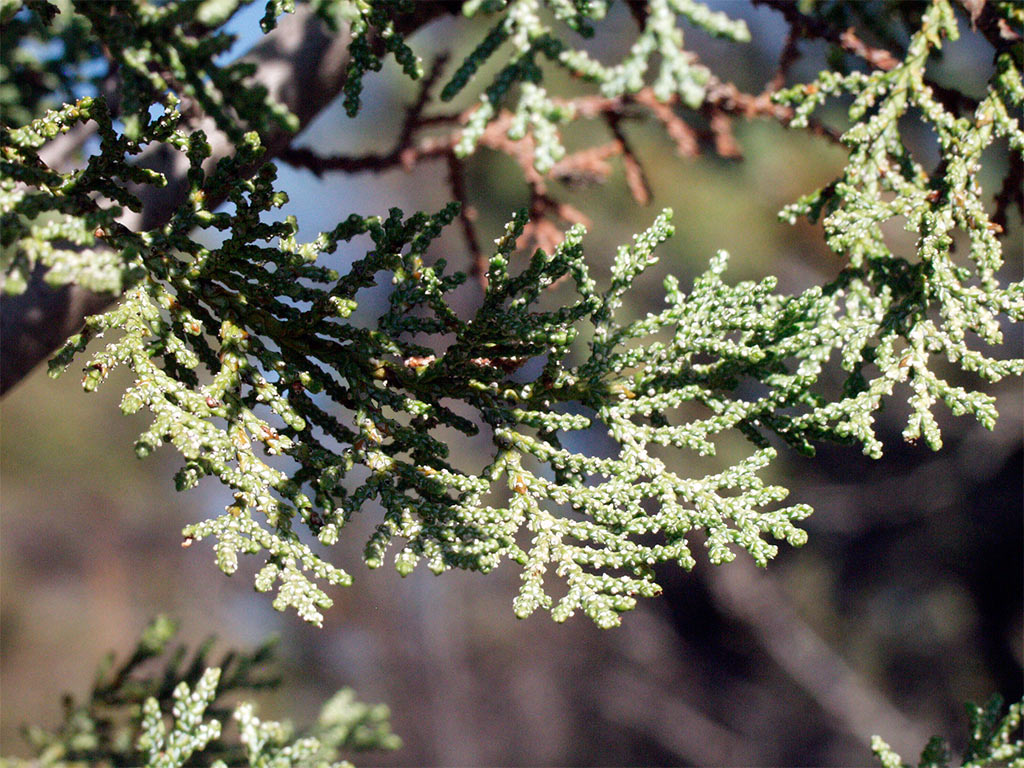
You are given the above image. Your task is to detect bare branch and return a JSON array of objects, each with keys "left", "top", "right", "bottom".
[{"left": 704, "top": 558, "right": 936, "bottom": 756}]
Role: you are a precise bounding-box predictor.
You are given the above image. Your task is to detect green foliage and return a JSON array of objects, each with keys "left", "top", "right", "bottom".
[
  {"left": 74, "top": 0, "right": 297, "bottom": 143},
  {"left": 1, "top": 616, "right": 399, "bottom": 768},
  {"left": 1, "top": 0, "right": 1021, "bottom": 631},
  {"left": 0, "top": 0, "right": 97, "bottom": 129},
  {"left": 260, "top": 0, "right": 426, "bottom": 117},
  {"left": 871, "top": 695, "right": 1024, "bottom": 768},
  {"left": 2, "top": 94, "right": 163, "bottom": 295},
  {"left": 776, "top": 0, "right": 1024, "bottom": 453},
  {"left": 443, "top": 0, "right": 751, "bottom": 171}
]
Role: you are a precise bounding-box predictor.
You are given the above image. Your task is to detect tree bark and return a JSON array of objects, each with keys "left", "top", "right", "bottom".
[{"left": 1, "top": 4, "right": 452, "bottom": 395}]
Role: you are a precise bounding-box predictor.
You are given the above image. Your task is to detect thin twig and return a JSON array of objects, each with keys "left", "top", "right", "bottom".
[
  {"left": 753, "top": 0, "right": 898, "bottom": 71},
  {"left": 766, "top": 26, "right": 803, "bottom": 93},
  {"left": 605, "top": 114, "right": 652, "bottom": 205},
  {"left": 279, "top": 55, "right": 450, "bottom": 176},
  {"left": 993, "top": 148, "right": 1023, "bottom": 234},
  {"left": 446, "top": 151, "right": 485, "bottom": 288}
]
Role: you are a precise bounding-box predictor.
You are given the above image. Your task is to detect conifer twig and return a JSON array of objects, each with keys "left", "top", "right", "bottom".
[{"left": 1, "top": 5, "right": 454, "bottom": 394}]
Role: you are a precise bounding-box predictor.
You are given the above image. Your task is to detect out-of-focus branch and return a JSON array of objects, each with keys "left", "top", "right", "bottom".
[
  {"left": 705, "top": 558, "right": 935, "bottom": 756},
  {"left": 596, "top": 669, "right": 759, "bottom": 765},
  {"left": 0, "top": 4, "right": 453, "bottom": 395},
  {"left": 993, "top": 148, "right": 1023, "bottom": 233},
  {"left": 961, "top": 0, "right": 1022, "bottom": 53},
  {"left": 278, "top": 76, "right": 843, "bottom": 272},
  {"left": 751, "top": 0, "right": 899, "bottom": 70}
]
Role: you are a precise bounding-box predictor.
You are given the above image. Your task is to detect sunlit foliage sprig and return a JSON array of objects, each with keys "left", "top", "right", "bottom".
[
  {"left": 871, "top": 695, "right": 1023, "bottom": 768},
  {"left": 774, "top": 0, "right": 1024, "bottom": 453},
  {"left": 5, "top": 616, "right": 399, "bottom": 768},
  {"left": 1, "top": 0, "right": 1022, "bottom": 629}
]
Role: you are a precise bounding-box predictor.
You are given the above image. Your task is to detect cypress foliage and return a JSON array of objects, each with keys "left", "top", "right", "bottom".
[
  {"left": 2, "top": 0, "right": 1021, "bottom": 628},
  {"left": 1, "top": 1, "right": 1021, "bottom": 763}
]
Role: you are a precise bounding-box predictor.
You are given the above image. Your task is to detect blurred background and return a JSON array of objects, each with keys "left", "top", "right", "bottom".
[{"left": 2, "top": 2, "right": 1021, "bottom": 764}]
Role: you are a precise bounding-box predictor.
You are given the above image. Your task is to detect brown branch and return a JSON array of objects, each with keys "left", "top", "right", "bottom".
[
  {"left": 518, "top": 194, "right": 590, "bottom": 259},
  {"left": 837, "top": 26, "right": 900, "bottom": 71},
  {"left": 278, "top": 54, "right": 450, "bottom": 177},
  {"left": 707, "top": 109, "right": 743, "bottom": 160},
  {"left": 549, "top": 140, "right": 621, "bottom": 187},
  {"left": 767, "top": 27, "right": 803, "bottom": 94},
  {"left": 959, "top": 0, "right": 1022, "bottom": 54},
  {"left": 752, "top": 0, "right": 899, "bottom": 71},
  {"left": 633, "top": 90, "right": 700, "bottom": 157},
  {"left": 605, "top": 114, "right": 652, "bottom": 205},
  {"left": 446, "top": 152, "right": 485, "bottom": 288},
  {"left": 704, "top": 77, "right": 844, "bottom": 145},
  {"left": 270, "top": 47, "right": 847, "bottom": 273}
]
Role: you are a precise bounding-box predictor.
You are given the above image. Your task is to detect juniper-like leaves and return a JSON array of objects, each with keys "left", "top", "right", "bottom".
[
  {"left": 2, "top": 0, "right": 1021, "bottom": 627},
  {"left": 775, "top": 0, "right": 1024, "bottom": 453},
  {"left": 871, "top": 694, "right": 1023, "bottom": 768}
]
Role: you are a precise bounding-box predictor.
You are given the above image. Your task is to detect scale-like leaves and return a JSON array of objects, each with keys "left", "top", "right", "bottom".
[
  {"left": 9, "top": 616, "right": 398, "bottom": 768},
  {"left": 775, "top": 0, "right": 1024, "bottom": 452},
  {"left": 2, "top": 0, "right": 1021, "bottom": 627}
]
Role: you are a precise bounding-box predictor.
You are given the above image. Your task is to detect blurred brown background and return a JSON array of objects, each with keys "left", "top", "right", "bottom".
[{"left": 2, "top": 2, "right": 1021, "bottom": 764}]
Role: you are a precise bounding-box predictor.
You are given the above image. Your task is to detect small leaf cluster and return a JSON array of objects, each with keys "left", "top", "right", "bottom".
[
  {"left": 2, "top": 94, "right": 167, "bottom": 295},
  {"left": 261, "top": 0, "right": 425, "bottom": 117},
  {"left": 872, "top": 695, "right": 1023, "bottom": 768},
  {"left": 0, "top": 0, "right": 306, "bottom": 298},
  {"left": 443, "top": 0, "right": 750, "bottom": 171},
  {"left": 334, "top": 0, "right": 424, "bottom": 117},
  {"left": 0, "top": 0, "right": 99, "bottom": 129},
  {"left": 73, "top": 0, "right": 298, "bottom": 142},
  {"left": 2, "top": 616, "right": 399, "bottom": 768}
]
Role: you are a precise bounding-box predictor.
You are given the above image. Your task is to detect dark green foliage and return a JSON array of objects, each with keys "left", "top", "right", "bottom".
[
  {"left": 0, "top": 0, "right": 98, "bottom": 129},
  {"left": 872, "top": 695, "right": 1023, "bottom": 768}
]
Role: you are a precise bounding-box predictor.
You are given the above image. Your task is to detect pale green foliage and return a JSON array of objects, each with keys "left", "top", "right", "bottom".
[
  {"left": 136, "top": 669, "right": 223, "bottom": 768},
  {"left": 1, "top": 0, "right": 1021, "bottom": 629},
  {"left": 776, "top": 0, "right": 1024, "bottom": 454},
  {"left": 871, "top": 695, "right": 1024, "bottom": 768},
  {"left": 1, "top": 616, "right": 399, "bottom": 768},
  {"left": 444, "top": 0, "right": 751, "bottom": 171},
  {"left": 137, "top": 683, "right": 401, "bottom": 768},
  {"left": 1, "top": 95, "right": 158, "bottom": 295}
]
